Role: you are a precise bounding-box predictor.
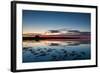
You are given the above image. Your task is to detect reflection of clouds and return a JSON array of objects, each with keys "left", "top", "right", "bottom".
[
  {"left": 23, "top": 39, "right": 90, "bottom": 63},
  {"left": 23, "top": 40, "right": 90, "bottom": 47}
]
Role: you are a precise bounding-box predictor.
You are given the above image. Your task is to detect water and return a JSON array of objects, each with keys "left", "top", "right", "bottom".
[{"left": 22, "top": 39, "right": 91, "bottom": 63}]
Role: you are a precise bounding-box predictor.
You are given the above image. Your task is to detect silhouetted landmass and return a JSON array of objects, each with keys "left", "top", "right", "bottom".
[{"left": 23, "top": 36, "right": 82, "bottom": 40}]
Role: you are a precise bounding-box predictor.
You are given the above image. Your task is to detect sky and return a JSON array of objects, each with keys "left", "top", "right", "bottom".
[{"left": 22, "top": 10, "right": 91, "bottom": 34}]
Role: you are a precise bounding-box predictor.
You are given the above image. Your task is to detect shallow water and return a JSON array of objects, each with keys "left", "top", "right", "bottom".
[{"left": 22, "top": 40, "right": 91, "bottom": 63}]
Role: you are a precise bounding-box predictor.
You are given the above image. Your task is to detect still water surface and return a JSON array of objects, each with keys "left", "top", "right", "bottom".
[{"left": 23, "top": 39, "right": 90, "bottom": 63}]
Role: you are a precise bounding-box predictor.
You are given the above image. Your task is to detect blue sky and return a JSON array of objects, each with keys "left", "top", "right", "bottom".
[{"left": 22, "top": 10, "right": 91, "bottom": 33}]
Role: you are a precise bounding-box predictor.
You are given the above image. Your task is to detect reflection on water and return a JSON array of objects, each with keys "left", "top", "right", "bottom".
[{"left": 22, "top": 39, "right": 91, "bottom": 63}]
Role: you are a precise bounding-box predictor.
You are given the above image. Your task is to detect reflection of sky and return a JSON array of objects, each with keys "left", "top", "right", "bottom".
[
  {"left": 23, "top": 10, "right": 91, "bottom": 33},
  {"left": 23, "top": 40, "right": 90, "bottom": 62}
]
